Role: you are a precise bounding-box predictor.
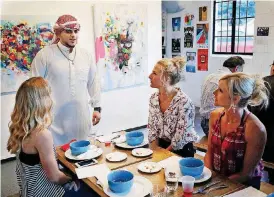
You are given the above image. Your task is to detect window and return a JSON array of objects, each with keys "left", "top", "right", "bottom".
[{"left": 212, "top": 0, "right": 255, "bottom": 55}]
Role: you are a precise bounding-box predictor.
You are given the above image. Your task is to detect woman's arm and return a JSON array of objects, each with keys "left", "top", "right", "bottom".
[
  {"left": 228, "top": 117, "right": 266, "bottom": 182},
  {"left": 35, "top": 129, "right": 72, "bottom": 185},
  {"left": 204, "top": 110, "right": 218, "bottom": 170}
]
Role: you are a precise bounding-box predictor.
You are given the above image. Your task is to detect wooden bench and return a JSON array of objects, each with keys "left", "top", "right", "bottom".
[
  {"left": 193, "top": 136, "right": 274, "bottom": 171},
  {"left": 193, "top": 136, "right": 208, "bottom": 152},
  {"left": 260, "top": 181, "right": 274, "bottom": 194}
]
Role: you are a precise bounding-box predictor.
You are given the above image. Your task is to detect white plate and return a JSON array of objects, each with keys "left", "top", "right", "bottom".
[
  {"left": 138, "top": 162, "right": 162, "bottom": 174},
  {"left": 178, "top": 167, "right": 212, "bottom": 183},
  {"left": 106, "top": 152, "right": 127, "bottom": 162},
  {"left": 65, "top": 146, "right": 103, "bottom": 161},
  {"left": 103, "top": 176, "right": 153, "bottom": 197},
  {"left": 115, "top": 140, "right": 149, "bottom": 149},
  {"left": 132, "top": 148, "right": 153, "bottom": 157}
]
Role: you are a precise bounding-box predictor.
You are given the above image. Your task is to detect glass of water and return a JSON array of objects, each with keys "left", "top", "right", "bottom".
[
  {"left": 165, "top": 170, "right": 178, "bottom": 193},
  {"left": 89, "top": 126, "right": 98, "bottom": 146}
]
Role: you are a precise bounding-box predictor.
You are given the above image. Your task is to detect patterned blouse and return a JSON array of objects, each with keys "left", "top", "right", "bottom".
[
  {"left": 148, "top": 89, "right": 198, "bottom": 150},
  {"left": 211, "top": 110, "right": 263, "bottom": 177}
]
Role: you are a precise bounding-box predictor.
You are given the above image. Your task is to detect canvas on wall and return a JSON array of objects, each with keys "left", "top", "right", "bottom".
[
  {"left": 186, "top": 52, "right": 196, "bottom": 73},
  {"left": 197, "top": 49, "right": 208, "bottom": 71},
  {"left": 94, "top": 4, "right": 148, "bottom": 91},
  {"left": 184, "top": 14, "right": 194, "bottom": 26},
  {"left": 196, "top": 23, "right": 209, "bottom": 48},
  {"left": 199, "top": 6, "right": 207, "bottom": 21},
  {"left": 172, "top": 38, "right": 181, "bottom": 53},
  {"left": 184, "top": 27, "right": 194, "bottom": 48},
  {"left": 1, "top": 16, "right": 55, "bottom": 93}
]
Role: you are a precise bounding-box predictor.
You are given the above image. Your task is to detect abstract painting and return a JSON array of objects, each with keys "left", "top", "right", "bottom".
[
  {"left": 1, "top": 16, "right": 54, "bottom": 93},
  {"left": 94, "top": 4, "right": 148, "bottom": 91}
]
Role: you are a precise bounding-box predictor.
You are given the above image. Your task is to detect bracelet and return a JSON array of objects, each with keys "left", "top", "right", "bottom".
[{"left": 94, "top": 107, "right": 101, "bottom": 113}]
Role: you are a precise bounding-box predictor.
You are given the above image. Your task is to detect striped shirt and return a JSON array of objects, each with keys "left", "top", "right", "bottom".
[{"left": 16, "top": 148, "right": 65, "bottom": 197}]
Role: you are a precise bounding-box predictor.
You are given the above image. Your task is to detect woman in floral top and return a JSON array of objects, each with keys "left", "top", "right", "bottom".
[
  {"left": 148, "top": 57, "right": 198, "bottom": 157},
  {"left": 204, "top": 73, "right": 268, "bottom": 189}
]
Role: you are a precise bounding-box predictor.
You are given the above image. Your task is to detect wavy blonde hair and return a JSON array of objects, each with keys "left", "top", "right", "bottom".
[
  {"left": 7, "top": 77, "right": 53, "bottom": 154},
  {"left": 157, "top": 56, "right": 186, "bottom": 85},
  {"left": 220, "top": 73, "right": 269, "bottom": 109}
]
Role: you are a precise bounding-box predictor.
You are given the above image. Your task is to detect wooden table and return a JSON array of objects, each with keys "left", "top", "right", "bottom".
[{"left": 56, "top": 141, "right": 250, "bottom": 197}]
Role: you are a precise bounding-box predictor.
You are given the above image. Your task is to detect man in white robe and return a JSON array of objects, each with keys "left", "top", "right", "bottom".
[{"left": 31, "top": 15, "right": 101, "bottom": 145}]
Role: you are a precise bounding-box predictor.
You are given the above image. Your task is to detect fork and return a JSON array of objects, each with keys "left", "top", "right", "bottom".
[
  {"left": 193, "top": 180, "right": 221, "bottom": 194},
  {"left": 200, "top": 184, "right": 228, "bottom": 194}
]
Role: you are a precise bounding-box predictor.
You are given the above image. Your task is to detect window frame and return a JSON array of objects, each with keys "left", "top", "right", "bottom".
[{"left": 212, "top": 0, "right": 254, "bottom": 55}]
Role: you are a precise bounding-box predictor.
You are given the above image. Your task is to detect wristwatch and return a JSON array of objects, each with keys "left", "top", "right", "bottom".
[{"left": 94, "top": 107, "right": 101, "bottom": 113}]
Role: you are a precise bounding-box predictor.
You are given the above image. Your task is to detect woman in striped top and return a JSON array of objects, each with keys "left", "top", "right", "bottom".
[
  {"left": 7, "top": 77, "right": 87, "bottom": 197},
  {"left": 204, "top": 73, "right": 269, "bottom": 189}
]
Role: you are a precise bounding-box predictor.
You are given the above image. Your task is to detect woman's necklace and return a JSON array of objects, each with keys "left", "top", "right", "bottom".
[{"left": 57, "top": 44, "right": 76, "bottom": 65}]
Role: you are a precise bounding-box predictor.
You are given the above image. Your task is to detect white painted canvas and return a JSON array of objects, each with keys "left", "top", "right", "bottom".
[{"left": 94, "top": 4, "right": 148, "bottom": 91}]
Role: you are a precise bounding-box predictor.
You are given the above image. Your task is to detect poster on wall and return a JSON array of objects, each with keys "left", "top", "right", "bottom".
[
  {"left": 184, "top": 14, "right": 194, "bottom": 26},
  {"left": 199, "top": 6, "right": 208, "bottom": 21},
  {"left": 197, "top": 49, "right": 208, "bottom": 71},
  {"left": 172, "top": 38, "right": 181, "bottom": 53},
  {"left": 172, "top": 17, "right": 181, "bottom": 32},
  {"left": 196, "top": 24, "right": 209, "bottom": 48},
  {"left": 184, "top": 27, "right": 194, "bottom": 48},
  {"left": 1, "top": 16, "right": 55, "bottom": 93},
  {"left": 162, "top": 11, "right": 167, "bottom": 33},
  {"left": 257, "top": 27, "right": 269, "bottom": 36},
  {"left": 94, "top": 4, "right": 148, "bottom": 92},
  {"left": 186, "top": 52, "right": 196, "bottom": 73}
]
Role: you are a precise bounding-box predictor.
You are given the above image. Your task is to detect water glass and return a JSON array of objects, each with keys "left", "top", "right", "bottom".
[
  {"left": 89, "top": 126, "right": 98, "bottom": 145},
  {"left": 181, "top": 176, "right": 195, "bottom": 196},
  {"left": 165, "top": 171, "right": 178, "bottom": 193}
]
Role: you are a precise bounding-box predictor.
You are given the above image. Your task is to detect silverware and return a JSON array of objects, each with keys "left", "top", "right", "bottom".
[
  {"left": 111, "top": 134, "right": 121, "bottom": 141},
  {"left": 201, "top": 184, "right": 228, "bottom": 194},
  {"left": 193, "top": 180, "right": 221, "bottom": 194}
]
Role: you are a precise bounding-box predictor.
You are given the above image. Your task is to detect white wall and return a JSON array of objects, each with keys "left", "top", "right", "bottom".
[
  {"left": 165, "top": 1, "right": 274, "bottom": 106},
  {"left": 0, "top": 0, "right": 161, "bottom": 159}
]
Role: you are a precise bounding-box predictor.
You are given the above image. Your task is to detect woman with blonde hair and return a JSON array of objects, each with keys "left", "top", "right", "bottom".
[
  {"left": 148, "top": 57, "right": 198, "bottom": 157},
  {"left": 205, "top": 73, "right": 268, "bottom": 189},
  {"left": 7, "top": 77, "right": 95, "bottom": 197}
]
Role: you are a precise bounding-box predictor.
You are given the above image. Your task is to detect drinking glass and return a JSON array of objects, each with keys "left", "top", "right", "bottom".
[{"left": 165, "top": 170, "right": 179, "bottom": 193}]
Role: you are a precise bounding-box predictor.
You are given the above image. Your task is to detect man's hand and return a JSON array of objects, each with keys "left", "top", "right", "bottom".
[{"left": 92, "top": 111, "right": 101, "bottom": 125}]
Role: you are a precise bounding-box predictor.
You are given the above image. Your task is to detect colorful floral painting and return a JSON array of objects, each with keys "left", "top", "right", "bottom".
[
  {"left": 1, "top": 16, "right": 54, "bottom": 93},
  {"left": 94, "top": 5, "right": 148, "bottom": 91}
]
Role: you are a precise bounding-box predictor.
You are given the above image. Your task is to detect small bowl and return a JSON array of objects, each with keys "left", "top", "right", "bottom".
[
  {"left": 107, "top": 170, "right": 134, "bottom": 193},
  {"left": 69, "top": 140, "right": 90, "bottom": 156},
  {"left": 179, "top": 158, "right": 204, "bottom": 178},
  {"left": 126, "top": 131, "right": 144, "bottom": 146}
]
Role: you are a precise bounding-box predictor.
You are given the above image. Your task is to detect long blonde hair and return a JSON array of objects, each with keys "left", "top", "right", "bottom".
[
  {"left": 7, "top": 77, "right": 53, "bottom": 154},
  {"left": 220, "top": 73, "right": 269, "bottom": 108}
]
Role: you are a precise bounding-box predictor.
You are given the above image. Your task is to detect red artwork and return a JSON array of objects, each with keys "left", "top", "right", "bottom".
[{"left": 197, "top": 49, "right": 208, "bottom": 71}]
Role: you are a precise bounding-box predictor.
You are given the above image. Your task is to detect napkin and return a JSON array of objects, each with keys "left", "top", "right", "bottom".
[
  {"left": 158, "top": 155, "right": 182, "bottom": 177},
  {"left": 60, "top": 139, "right": 76, "bottom": 151},
  {"left": 96, "top": 133, "right": 119, "bottom": 143},
  {"left": 75, "top": 163, "right": 110, "bottom": 188},
  {"left": 223, "top": 186, "right": 267, "bottom": 197},
  {"left": 112, "top": 135, "right": 126, "bottom": 144}
]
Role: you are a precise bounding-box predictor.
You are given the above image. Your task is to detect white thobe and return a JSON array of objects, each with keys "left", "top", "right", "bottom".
[{"left": 31, "top": 43, "right": 101, "bottom": 145}]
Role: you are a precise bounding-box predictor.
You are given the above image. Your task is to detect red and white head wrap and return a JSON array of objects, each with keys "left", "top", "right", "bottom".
[{"left": 52, "top": 14, "right": 80, "bottom": 44}]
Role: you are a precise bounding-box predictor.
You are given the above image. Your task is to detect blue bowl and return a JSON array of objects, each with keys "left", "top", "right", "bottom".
[
  {"left": 126, "top": 131, "right": 144, "bottom": 146},
  {"left": 179, "top": 158, "right": 204, "bottom": 178},
  {"left": 69, "top": 140, "right": 90, "bottom": 156},
  {"left": 107, "top": 170, "right": 134, "bottom": 193}
]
